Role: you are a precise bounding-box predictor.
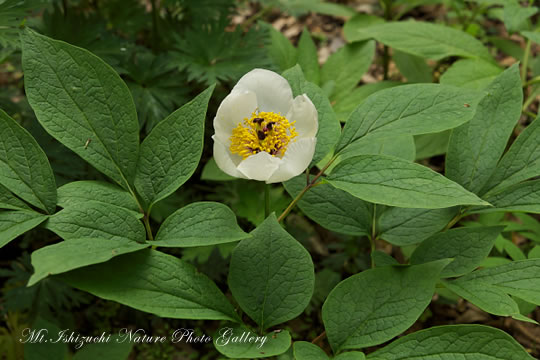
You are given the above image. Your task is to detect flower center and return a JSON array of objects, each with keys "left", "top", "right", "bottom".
[{"left": 229, "top": 111, "right": 298, "bottom": 159}]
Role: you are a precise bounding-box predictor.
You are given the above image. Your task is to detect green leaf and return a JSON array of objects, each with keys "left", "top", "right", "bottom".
[
  {"left": 410, "top": 226, "right": 503, "bottom": 277},
  {"left": 0, "top": 183, "right": 31, "bottom": 211},
  {"left": 320, "top": 41, "right": 375, "bottom": 103},
  {"left": 0, "top": 210, "right": 48, "bottom": 248},
  {"left": 134, "top": 85, "right": 214, "bottom": 209},
  {"left": 476, "top": 180, "right": 540, "bottom": 214},
  {"left": 521, "top": 31, "right": 540, "bottom": 45},
  {"left": 24, "top": 317, "right": 68, "bottom": 360},
  {"left": 336, "top": 84, "right": 481, "bottom": 153},
  {"left": 283, "top": 175, "right": 371, "bottom": 236},
  {"left": 343, "top": 14, "right": 385, "bottom": 41},
  {"left": 371, "top": 251, "right": 399, "bottom": 267},
  {"left": 326, "top": 155, "right": 488, "bottom": 209},
  {"left": 152, "top": 202, "right": 249, "bottom": 247},
  {"left": 57, "top": 181, "right": 141, "bottom": 215},
  {"left": 378, "top": 207, "right": 457, "bottom": 246},
  {"left": 263, "top": 22, "right": 297, "bottom": 71},
  {"left": 393, "top": 50, "right": 432, "bottom": 83},
  {"left": 0, "top": 109, "right": 56, "bottom": 214},
  {"left": 213, "top": 325, "right": 291, "bottom": 359},
  {"left": 482, "top": 114, "right": 540, "bottom": 195},
  {"left": 367, "top": 325, "right": 534, "bottom": 360},
  {"left": 335, "top": 352, "right": 366, "bottom": 360},
  {"left": 21, "top": 28, "right": 139, "bottom": 189},
  {"left": 28, "top": 238, "right": 149, "bottom": 286},
  {"left": 294, "top": 341, "right": 328, "bottom": 360},
  {"left": 333, "top": 81, "right": 402, "bottom": 123},
  {"left": 343, "top": 20, "right": 493, "bottom": 63},
  {"left": 446, "top": 64, "right": 522, "bottom": 195},
  {"left": 503, "top": 3, "right": 537, "bottom": 33},
  {"left": 440, "top": 59, "right": 503, "bottom": 90},
  {"left": 61, "top": 249, "right": 239, "bottom": 321},
  {"left": 322, "top": 260, "right": 450, "bottom": 351},
  {"left": 282, "top": 65, "right": 341, "bottom": 164},
  {"left": 45, "top": 202, "right": 146, "bottom": 242},
  {"left": 297, "top": 28, "right": 320, "bottom": 85},
  {"left": 449, "top": 259, "right": 540, "bottom": 306},
  {"left": 414, "top": 130, "right": 451, "bottom": 160},
  {"left": 72, "top": 335, "right": 133, "bottom": 360},
  {"left": 201, "top": 157, "right": 236, "bottom": 181},
  {"left": 228, "top": 214, "right": 315, "bottom": 330}
]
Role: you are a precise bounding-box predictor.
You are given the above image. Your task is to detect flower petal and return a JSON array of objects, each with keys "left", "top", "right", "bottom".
[
  {"left": 213, "top": 90, "right": 257, "bottom": 145},
  {"left": 233, "top": 69, "right": 293, "bottom": 115},
  {"left": 287, "top": 94, "right": 318, "bottom": 138},
  {"left": 266, "top": 137, "right": 317, "bottom": 184},
  {"left": 212, "top": 136, "right": 247, "bottom": 179},
  {"left": 237, "top": 151, "right": 282, "bottom": 181}
]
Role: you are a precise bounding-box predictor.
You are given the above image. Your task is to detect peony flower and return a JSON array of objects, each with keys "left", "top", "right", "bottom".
[{"left": 212, "top": 69, "right": 318, "bottom": 183}]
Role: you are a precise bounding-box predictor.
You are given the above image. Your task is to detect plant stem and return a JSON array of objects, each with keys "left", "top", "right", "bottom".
[
  {"left": 143, "top": 214, "right": 154, "bottom": 241},
  {"left": 264, "top": 183, "right": 270, "bottom": 218},
  {"left": 311, "top": 331, "right": 326, "bottom": 344},
  {"left": 444, "top": 211, "right": 463, "bottom": 231},
  {"left": 277, "top": 155, "right": 338, "bottom": 223},
  {"left": 370, "top": 205, "right": 377, "bottom": 268},
  {"left": 521, "top": 39, "right": 531, "bottom": 84}
]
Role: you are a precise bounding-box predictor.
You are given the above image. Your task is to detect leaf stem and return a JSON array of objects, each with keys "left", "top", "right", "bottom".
[
  {"left": 264, "top": 183, "right": 270, "bottom": 218},
  {"left": 277, "top": 155, "right": 338, "bottom": 223},
  {"left": 311, "top": 331, "right": 326, "bottom": 344},
  {"left": 143, "top": 214, "right": 154, "bottom": 241},
  {"left": 370, "top": 204, "right": 377, "bottom": 268}
]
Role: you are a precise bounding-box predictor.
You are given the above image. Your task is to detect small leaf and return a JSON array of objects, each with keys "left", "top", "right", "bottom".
[
  {"left": 153, "top": 202, "right": 249, "bottom": 247},
  {"left": 21, "top": 28, "right": 139, "bottom": 189},
  {"left": 410, "top": 226, "right": 503, "bottom": 277},
  {"left": 263, "top": 22, "right": 297, "bottom": 71},
  {"left": 293, "top": 341, "right": 328, "bottom": 360},
  {"left": 0, "top": 210, "right": 48, "bottom": 248},
  {"left": 45, "top": 202, "right": 146, "bottom": 242},
  {"left": 28, "top": 237, "right": 149, "bottom": 286},
  {"left": 213, "top": 325, "right": 291, "bottom": 359},
  {"left": 61, "top": 249, "right": 240, "bottom": 321},
  {"left": 134, "top": 85, "right": 214, "bottom": 209},
  {"left": 476, "top": 180, "right": 540, "bottom": 214},
  {"left": 297, "top": 28, "right": 320, "bottom": 85},
  {"left": 326, "top": 155, "right": 488, "bottom": 209},
  {"left": 0, "top": 109, "right": 56, "bottom": 214},
  {"left": 393, "top": 50, "right": 432, "bottom": 83},
  {"left": 228, "top": 214, "right": 315, "bottom": 330},
  {"left": 440, "top": 59, "right": 502, "bottom": 90},
  {"left": 446, "top": 64, "right": 522, "bottom": 195},
  {"left": 322, "top": 260, "right": 450, "bottom": 351},
  {"left": 72, "top": 335, "right": 133, "bottom": 360},
  {"left": 367, "top": 325, "right": 534, "bottom": 360},
  {"left": 283, "top": 175, "right": 371, "bottom": 236},
  {"left": 336, "top": 84, "right": 481, "bottom": 153},
  {"left": 414, "top": 130, "right": 451, "bottom": 160},
  {"left": 201, "top": 157, "right": 235, "bottom": 181}
]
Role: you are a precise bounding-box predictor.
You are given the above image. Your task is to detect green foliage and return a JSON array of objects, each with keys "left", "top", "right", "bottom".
[{"left": 213, "top": 325, "right": 292, "bottom": 358}]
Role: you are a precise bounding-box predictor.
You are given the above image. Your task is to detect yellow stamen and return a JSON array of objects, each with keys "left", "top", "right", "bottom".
[{"left": 230, "top": 111, "right": 298, "bottom": 159}]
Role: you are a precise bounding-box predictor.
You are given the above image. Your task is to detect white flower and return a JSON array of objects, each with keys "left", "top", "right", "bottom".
[{"left": 212, "top": 69, "right": 318, "bottom": 183}]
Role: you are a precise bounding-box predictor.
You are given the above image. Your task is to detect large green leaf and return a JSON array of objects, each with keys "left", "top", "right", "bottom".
[
  {"left": 336, "top": 84, "right": 480, "bottom": 153},
  {"left": 440, "top": 59, "right": 503, "bottom": 90},
  {"left": 57, "top": 180, "right": 140, "bottom": 215},
  {"left": 367, "top": 325, "right": 534, "bottom": 359},
  {"left": 446, "top": 64, "right": 522, "bottom": 194},
  {"left": 322, "top": 260, "right": 450, "bottom": 351},
  {"left": 28, "top": 238, "right": 149, "bottom": 286},
  {"left": 134, "top": 85, "right": 214, "bottom": 209},
  {"left": 410, "top": 226, "right": 503, "bottom": 277},
  {"left": 0, "top": 109, "right": 56, "bottom": 214},
  {"left": 477, "top": 180, "right": 540, "bottom": 214},
  {"left": 228, "top": 214, "right": 315, "bottom": 330},
  {"left": 343, "top": 20, "right": 493, "bottom": 63},
  {"left": 0, "top": 183, "right": 31, "bottom": 211},
  {"left": 0, "top": 210, "right": 48, "bottom": 248},
  {"left": 447, "top": 259, "right": 540, "bottom": 306},
  {"left": 45, "top": 202, "right": 146, "bottom": 242},
  {"left": 378, "top": 207, "right": 457, "bottom": 246},
  {"left": 21, "top": 29, "right": 139, "bottom": 189},
  {"left": 283, "top": 65, "right": 341, "bottom": 164},
  {"left": 61, "top": 249, "right": 240, "bottom": 321},
  {"left": 482, "top": 114, "right": 540, "bottom": 195},
  {"left": 283, "top": 175, "right": 371, "bottom": 236},
  {"left": 326, "top": 155, "right": 488, "bottom": 209},
  {"left": 213, "top": 325, "right": 291, "bottom": 359},
  {"left": 320, "top": 41, "right": 375, "bottom": 102},
  {"left": 152, "top": 202, "right": 249, "bottom": 247}
]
